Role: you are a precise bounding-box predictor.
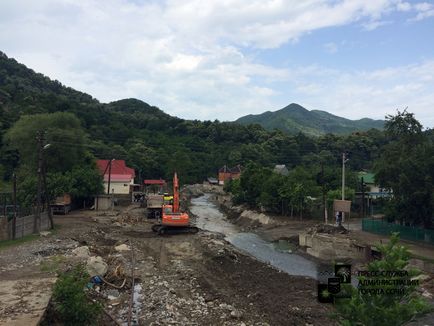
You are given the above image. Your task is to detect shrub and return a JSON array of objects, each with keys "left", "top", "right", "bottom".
[
  {"left": 335, "top": 233, "right": 432, "bottom": 325},
  {"left": 52, "top": 264, "right": 102, "bottom": 325}
]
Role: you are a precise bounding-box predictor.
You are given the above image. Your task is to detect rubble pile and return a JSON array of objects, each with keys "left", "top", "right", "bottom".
[
  {"left": 306, "top": 224, "right": 349, "bottom": 235},
  {"left": 134, "top": 257, "right": 246, "bottom": 325},
  {"left": 116, "top": 212, "right": 141, "bottom": 225}
]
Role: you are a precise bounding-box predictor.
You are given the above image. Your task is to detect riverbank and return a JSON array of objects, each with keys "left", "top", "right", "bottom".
[{"left": 0, "top": 199, "right": 336, "bottom": 325}]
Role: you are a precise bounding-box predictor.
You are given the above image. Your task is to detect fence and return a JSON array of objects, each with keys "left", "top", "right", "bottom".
[
  {"left": 362, "top": 218, "right": 434, "bottom": 246},
  {"left": 0, "top": 210, "right": 50, "bottom": 241}
]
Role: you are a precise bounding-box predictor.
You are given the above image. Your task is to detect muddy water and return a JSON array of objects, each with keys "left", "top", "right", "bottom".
[{"left": 191, "top": 194, "right": 319, "bottom": 279}]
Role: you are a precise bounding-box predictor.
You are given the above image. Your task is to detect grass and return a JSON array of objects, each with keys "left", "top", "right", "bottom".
[
  {"left": 0, "top": 224, "right": 61, "bottom": 251},
  {"left": 0, "top": 233, "right": 39, "bottom": 251},
  {"left": 40, "top": 255, "right": 68, "bottom": 272}
]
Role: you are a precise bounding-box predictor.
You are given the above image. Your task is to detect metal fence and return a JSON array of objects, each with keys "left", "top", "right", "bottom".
[{"left": 362, "top": 218, "right": 434, "bottom": 246}]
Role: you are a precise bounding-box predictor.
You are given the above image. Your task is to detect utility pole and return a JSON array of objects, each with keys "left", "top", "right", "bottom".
[
  {"left": 107, "top": 159, "right": 113, "bottom": 195},
  {"left": 361, "top": 177, "right": 365, "bottom": 219},
  {"left": 34, "top": 132, "right": 43, "bottom": 234},
  {"left": 341, "top": 152, "right": 349, "bottom": 223},
  {"left": 321, "top": 163, "right": 327, "bottom": 224},
  {"left": 12, "top": 173, "right": 17, "bottom": 240},
  {"left": 42, "top": 156, "right": 54, "bottom": 229}
]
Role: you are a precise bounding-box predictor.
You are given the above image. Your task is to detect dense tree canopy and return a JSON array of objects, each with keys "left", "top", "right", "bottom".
[
  {"left": 1, "top": 52, "right": 433, "bottom": 228},
  {"left": 375, "top": 110, "right": 434, "bottom": 228}
]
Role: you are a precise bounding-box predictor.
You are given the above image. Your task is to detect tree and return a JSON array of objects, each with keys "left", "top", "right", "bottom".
[
  {"left": 4, "top": 112, "right": 88, "bottom": 173},
  {"left": 335, "top": 234, "right": 432, "bottom": 326},
  {"left": 375, "top": 110, "right": 434, "bottom": 227},
  {"left": 5, "top": 112, "right": 103, "bottom": 206}
]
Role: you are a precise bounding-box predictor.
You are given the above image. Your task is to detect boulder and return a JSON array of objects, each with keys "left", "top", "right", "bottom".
[
  {"left": 115, "top": 244, "right": 131, "bottom": 252},
  {"left": 230, "top": 309, "right": 243, "bottom": 319},
  {"left": 86, "top": 256, "right": 108, "bottom": 277},
  {"left": 72, "top": 246, "right": 90, "bottom": 258}
]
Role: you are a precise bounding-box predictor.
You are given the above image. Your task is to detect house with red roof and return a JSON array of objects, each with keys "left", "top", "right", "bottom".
[
  {"left": 96, "top": 159, "right": 136, "bottom": 195},
  {"left": 218, "top": 165, "right": 242, "bottom": 185}
]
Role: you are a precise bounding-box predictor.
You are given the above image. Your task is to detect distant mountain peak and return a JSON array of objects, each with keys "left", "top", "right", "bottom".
[
  {"left": 281, "top": 103, "right": 308, "bottom": 111},
  {"left": 235, "top": 103, "right": 384, "bottom": 136}
]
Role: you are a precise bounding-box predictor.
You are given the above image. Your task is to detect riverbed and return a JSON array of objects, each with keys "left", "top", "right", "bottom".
[{"left": 191, "top": 194, "right": 320, "bottom": 279}]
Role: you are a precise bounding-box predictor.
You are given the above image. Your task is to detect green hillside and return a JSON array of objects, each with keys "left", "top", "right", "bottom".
[
  {"left": 236, "top": 103, "right": 384, "bottom": 136},
  {"left": 0, "top": 50, "right": 386, "bottom": 189}
]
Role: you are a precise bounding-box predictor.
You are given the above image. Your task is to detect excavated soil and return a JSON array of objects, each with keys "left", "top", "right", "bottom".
[{"left": 0, "top": 205, "right": 335, "bottom": 325}]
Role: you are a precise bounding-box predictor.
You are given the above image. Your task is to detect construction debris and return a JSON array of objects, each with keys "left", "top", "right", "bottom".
[{"left": 306, "top": 224, "right": 348, "bottom": 235}]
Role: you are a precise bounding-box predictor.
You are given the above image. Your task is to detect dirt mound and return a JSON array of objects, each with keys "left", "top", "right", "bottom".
[{"left": 306, "top": 224, "right": 348, "bottom": 235}]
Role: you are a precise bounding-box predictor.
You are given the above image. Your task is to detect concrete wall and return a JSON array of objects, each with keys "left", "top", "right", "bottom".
[
  {"left": 103, "top": 180, "right": 132, "bottom": 194},
  {"left": 94, "top": 196, "right": 112, "bottom": 210},
  {"left": 299, "top": 232, "right": 370, "bottom": 261},
  {"left": 0, "top": 212, "right": 50, "bottom": 241}
]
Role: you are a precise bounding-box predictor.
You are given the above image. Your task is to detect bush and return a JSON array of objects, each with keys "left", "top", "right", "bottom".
[
  {"left": 52, "top": 265, "right": 102, "bottom": 325},
  {"left": 335, "top": 233, "right": 432, "bottom": 325}
]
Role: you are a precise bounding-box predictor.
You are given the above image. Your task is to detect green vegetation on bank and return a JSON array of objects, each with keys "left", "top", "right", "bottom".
[
  {"left": 335, "top": 234, "right": 432, "bottom": 325},
  {"left": 51, "top": 265, "right": 102, "bottom": 325},
  {"left": 0, "top": 233, "right": 39, "bottom": 250}
]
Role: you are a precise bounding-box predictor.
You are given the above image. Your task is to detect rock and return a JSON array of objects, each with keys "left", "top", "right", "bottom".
[
  {"left": 230, "top": 310, "right": 243, "bottom": 319},
  {"left": 40, "top": 231, "right": 51, "bottom": 237},
  {"left": 219, "top": 303, "right": 233, "bottom": 311},
  {"left": 411, "top": 274, "right": 431, "bottom": 282},
  {"left": 86, "top": 256, "right": 108, "bottom": 277},
  {"left": 72, "top": 246, "right": 91, "bottom": 258},
  {"left": 107, "top": 289, "right": 120, "bottom": 297},
  {"left": 422, "top": 290, "right": 433, "bottom": 299},
  {"left": 115, "top": 244, "right": 131, "bottom": 252}
]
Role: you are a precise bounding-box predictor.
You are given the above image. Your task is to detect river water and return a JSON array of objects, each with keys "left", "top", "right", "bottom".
[{"left": 190, "top": 194, "right": 319, "bottom": 280}]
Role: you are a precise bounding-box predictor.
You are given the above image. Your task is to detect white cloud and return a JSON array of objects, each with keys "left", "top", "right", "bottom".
[
  {"left": 396, "top": 2, "right": 412, "bottom": 11},
  {"left": 398, "top": 1, "right": 434, "bottom": 21},
  {"left": 362, "top": 20, "right": 392, "bottom": 31},
  {"left": 0, "top": 0, "right": 432, "bottom": 126},
  {"left": 285, "top": 61, "right": 434, "bottom": 127}
]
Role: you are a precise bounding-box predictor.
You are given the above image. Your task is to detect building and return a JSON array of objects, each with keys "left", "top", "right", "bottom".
[
  {"left": 357, "top": 171, "right": 392, "bottom": 216},
  {"left": 218, "top": 165, "right": 242, "bottom": 185},
  {"left": 274, "top": 164, "right": 289, "bottom": 176},
  {"left": 96, "top": 160, "right": 136, "bottom": 195}
]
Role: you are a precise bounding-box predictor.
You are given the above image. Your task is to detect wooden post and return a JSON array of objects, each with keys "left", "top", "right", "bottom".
[{"left": 107, "top": 159, "right": 112, "bottom": 195}]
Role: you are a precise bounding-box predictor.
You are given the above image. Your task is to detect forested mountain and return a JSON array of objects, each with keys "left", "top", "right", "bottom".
[
  {"left": 0, "top": 51, "right": 385, "bottom": 185},
  {"left": 236, "top": 103, "right": 385, "bottom": 136},
  {"left": 1, "top": 51, "right": 433, "bottom": 227}
]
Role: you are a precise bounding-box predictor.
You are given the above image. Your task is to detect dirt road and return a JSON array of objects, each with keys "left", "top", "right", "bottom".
[{"left": 0, "top": 204, "right": 335, "bottom": 325}]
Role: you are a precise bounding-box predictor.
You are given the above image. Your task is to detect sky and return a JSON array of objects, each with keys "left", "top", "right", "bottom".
[{"left": 1, "top": 0, "right": 434, "bottom": 127}]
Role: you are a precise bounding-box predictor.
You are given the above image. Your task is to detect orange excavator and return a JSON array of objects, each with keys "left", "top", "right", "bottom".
[{"left": 152, "top": 172, "right": 198, "bottom": 235}]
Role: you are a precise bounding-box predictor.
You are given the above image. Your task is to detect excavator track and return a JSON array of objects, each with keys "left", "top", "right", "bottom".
[{"left": 152, "top": 224, "right": 199, "bottom": 235}]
